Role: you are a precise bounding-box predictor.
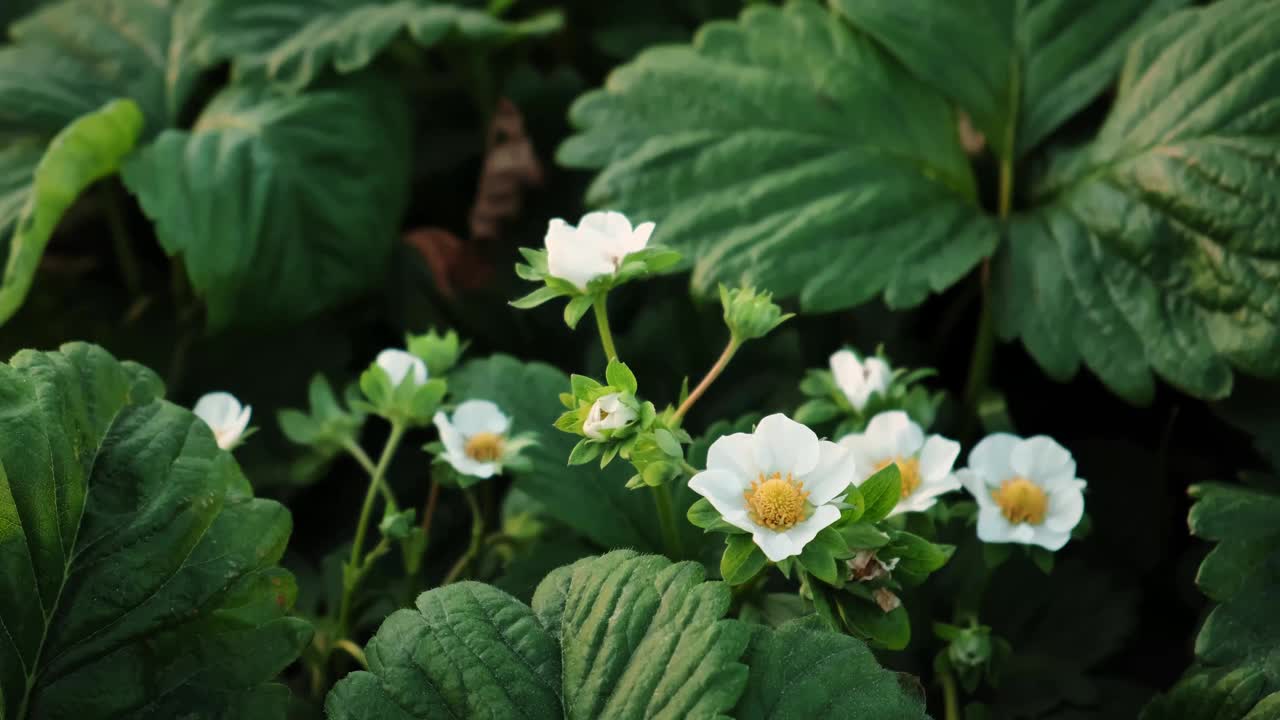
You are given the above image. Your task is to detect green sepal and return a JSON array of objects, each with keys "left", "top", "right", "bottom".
[
  {"left": 721, "top": 534, "right": 768, "bottom": 585},
  {"left": 605, "top": 359, "right": 639, "bottom": 394},
  {"left": 510, "top": 284, "right": 564, "bottom": 309},
  {"left": 564, "top": 293, "right": 594, "bottom": 328},
  {"left": 379, "top": 507, "right": 416, "bottom": 541},
  {"left": 568, "top": 438, "right": 602, "bottom": 465}
]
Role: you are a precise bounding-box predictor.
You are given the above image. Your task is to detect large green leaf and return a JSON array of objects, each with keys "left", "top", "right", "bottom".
[
  {"left": 833, "top": 0, "right": 1188, "bottom": 161},
  {"left": 993, "top": 0, "right": 1280, "bottom": 402},
  {"left": 448, "top": 354, "right": 703, "bottom": 554},
  {"left": 558, "top": 1, "right": 996, "bottom": 312},
  {"left": 180, "top": 0, "right": 561, "bottom": 93},
  {"left": 0, "top": 343, "right": 311, "bottom": 719},
  {"left": 1141, "top": 481, "right": 1280, "bottom": 719},
  {"left": 735, "top": 618, "right": 927, "bottom": 719},
  {"left": 326, "top": 550, "right": 751, "bottom": 719},
  {"left": 121, "top": 73, "right": 411, "bottom": 330},
  {"left": 0, "top": 0, "right": 191, "bottom": 138},
  {"left": 0, "top": 100, "right": 143, "bottom": 326}
]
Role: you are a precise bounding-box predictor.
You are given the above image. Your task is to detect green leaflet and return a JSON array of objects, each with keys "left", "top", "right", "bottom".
[
  {"left": 736, "top": 618, "right": 927, "bottom": 719},
  {"left": 1141, "top": 481, "right": 1280, "bottom": 719},
  {"left": 563, "top": 0, "right": 1280, "bottom": 404},
  {"left": 993, "top": 0, "right": 1280, "bottom": 402},
  {"left": 326, "top": 551, "right": 750, "bottom": 719},
  {"left": 121, "top": 73, "right": 412, "bottom": 330},
  {"left": 447, "top": 355, "right": 703, "bottom": 554},
  {"left": 0, "top": 0, "right": 191, "bottom": 137},
  {"left": 559, "top": 1, "right": 996, "bottom": 313},
  {"left": 327, "top": 551, "right": 928, "bottom": 719},
  {"left": 833, "top": 0, "right": 1188, "bottom": 161},
  {"left": 0, "top": 343, "right": 311, "bottom": 719},
  {"left": 180, "top": 0, "right": 563, "bottom": 92},
  {"left": 0, "top": 100, "right": 143, "bottom": 326}
]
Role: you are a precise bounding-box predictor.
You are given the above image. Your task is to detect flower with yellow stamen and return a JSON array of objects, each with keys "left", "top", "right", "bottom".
[{"left": 839, "top": 411, "right": 961, "bottom": 516}]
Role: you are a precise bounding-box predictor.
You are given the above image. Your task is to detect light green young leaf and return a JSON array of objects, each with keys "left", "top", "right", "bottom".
[
  {"left": 721, "top": 534, "right": 767, "bottom": 585},
  {"left": 326, "top": 551, "right": 751, "bottom": 720},
  {"left": 735, "top": 618, "right": 928, "bottom": 719},
  {"left": 0, "top": 99, "right": 143, "bottom": 326},
  {"left": 833, "top": 0, "right": 1188, "bottom": 160},
  {"left": 859, "top": 462, "right": 902, "bottom": 524},
  {"left": 180, "top": 0, "right": 562, "bottom": 92},
  {"left": 121, "top": 73, "right": 411, "bottom": 330},
  {"left": 0, "top": 343, "right": 311, "bottom": 720},
  {"left": 992, "top": 0, "right": 1280, "bottom": 402},
  {"left": 559, "top": 1, "right": 996, "bottom": 313}
]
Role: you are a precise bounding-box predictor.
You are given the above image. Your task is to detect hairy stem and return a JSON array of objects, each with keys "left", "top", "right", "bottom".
[
  {"left": 592, "top": 295, "right": 619, "bottom": 362},
  {"left": 674, "top": 338, "right": 739, "bottom": 420},
  {"left": 338, "top": 422, "right": 406, "bottom": 638},
  {"left": 650, "top": 482, "right": 684, "bottom": 560},
  {"left": 442, "top": 487, "right": 485, "bottom": 585}
]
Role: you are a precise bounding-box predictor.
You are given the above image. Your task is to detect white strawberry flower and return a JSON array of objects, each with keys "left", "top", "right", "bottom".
[
  {"left": 193, "top": 392, "right": 252, "bottom": 450},
  {"left": 582, "top": 392, "right": 637, "bottom": 440},
  {"left": 376, "top": 349, "right": 428, "bottom": 387},
  {"left": 690, "top": 413, "right": 856, "bottom": 562},
  {"left": 957, "top": 434, "right": 1087, "bottom": 551},
  {"left": 433, "top": 400, "right": 522, "bottom": 479},
  {"left": 830, "top": 349, "right": 891, "bottom": 412},
  {"left": 545, "top": 211, "right": 655, "bottom": 290},
  {"left": 839, "top": 411, "right": 960, "bottom": 516}
]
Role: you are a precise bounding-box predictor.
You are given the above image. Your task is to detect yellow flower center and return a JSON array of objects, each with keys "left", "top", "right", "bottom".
[
  {"left": 465, "top": 432, "right": 505, "bottom": 462},
  {"left": 991, "top": 476, "right": 1048, "bottom": 525},
  {"left": 874, "top": 457, "right": 922, "bottom": 498},
  {"left": 744, "top": 472, "right": 809, "bottom": 531}
]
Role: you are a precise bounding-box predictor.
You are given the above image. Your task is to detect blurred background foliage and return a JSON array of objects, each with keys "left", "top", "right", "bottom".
[{"left": 2, "top": 1, "right": 1278, "bottom": 718}]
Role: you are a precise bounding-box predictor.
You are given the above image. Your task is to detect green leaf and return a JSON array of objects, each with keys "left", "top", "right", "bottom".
[
  {"left": 688, "top": 497, "right": 746, "bottom": 535},
  {"left": 326, "top": 551, "right": 750, "bottom": 719},
  {"left": 833, "top": 0, "right": 1188, "bottom": 161},
  {"left": 0, "top": 99, "right": 143, "bottom": 326},
  {"left": 1142, "top": 482, "right": 1280, "bottom": 719},
  {"left": 838, "top": 521, "right": 890, "bottom": 550},
  {"left": 735, "top": 618, "right": 928, "bottom": 719},
  {"left": 448, "top": 355, "right": 702, "bottom": 553},
  {"left": 559, "top": 1, "right": 996, "bottom": 312},
  {"left": 0, "top": 0, "right": 192, "bottom": 137},
  {"left": 881, "top": 531, "right": 954, "bottom": 586},
  {"left": 563, "top": 293, "right": 594, "bottom": 329},
  {"left": 992, "top": 0, "right": 1280, "bottom": 402},
  {"left": 721, "top": 534, "right": 767, "bottom": 585},
  {"left": 605, "top": 358, "right": 638, "bottom": 394},
  {"left": 0, "top": 343, "right": 310, "bottom": 720},
  {"left": 840, "top": 594, "right": 912, "bottom": 651},
  {"left": 121, "top": 73, "right": 411, "bottom": 330},
  {"left": 859, "top": 462, "right": 902, "bottom": 523},
  {"left": 182, "top": 0, "right": 563, "bottom": 93}
]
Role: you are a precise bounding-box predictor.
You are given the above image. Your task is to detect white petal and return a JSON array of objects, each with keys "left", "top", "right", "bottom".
[
  {"left": 545, "top": 218, "right": 612, "bottom": 290},
  {"left": 689, "top": 469, "right": 750, "bottom": 520},
  {"left": 1008, "top": 524, "right": 1037, "bottom": 544},
  {"left": 1030, "top": 527, "right": 1072, "bottom": 551},
  {"left": 193, "top": 392, "right": 242, "bottom": 429},
  {"left": 975, "top": 506, "right": 1013, "bottom": 543},
  {"left": 1044, "top": 483, "right": 1085, "bottom": 533},
  {"left": 752, "top": 529, "right": 801, "bottom": 563},
  {"left": 705, "top": 432, "right": 761, "bottom": 480},
  {"left": 775, "top": 505, "right": 842, "bottom": 557},
  {"left": 228, "top": 405, "right": 253, "bottom": 441},
  {"left": 913, "top": 474, "right": 962, "bottom": 499},
  {"left": 753, "top": 414, "right": 820, "bottom": 476},
  {"left": 800, "top": 440, "right": 856, "bottom": 506},
  {"left": 578, "top": 210, "right": 633, "bottom": 238},
  {"left": 376, "top": 349, "right": 427, "bottom": 386},
  {"left": 1010, "top": 436, "right": 1077, "bottom": 491},
  {"left": 433, "top": 411, "right": 466, "bottom": 456},
  {"left": 866, "top": 411, "right": 924, "bottom": 459},
  {"left": 958, "top": 469, "right": 995, "bottom": 508},
  {"left": 890, "top": 492, "right": 940, "bottom": 516},
  {"left": 829, "top": 350, "right": 871, "bottom": 410},
  {"left": 452, "top": 399, "right": 510, "bottom": 436},
  {"left": 446, "top": 451, "right": 497, "bottom": 479},
  {"left": 630, "top": 221, "right": 656, "bottom": 251},
  {"left": 918, "top": 434, "right": 961, "bottom": 484},
  {"left": 967, "top": 433, "right": 1022, "bottom": 485}
]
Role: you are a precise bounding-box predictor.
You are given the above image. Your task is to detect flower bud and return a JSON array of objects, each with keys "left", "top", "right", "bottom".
[
  {"left": 720, "top": 285, "right": 793, "bottom": 343},
  {"left": 582, "top": 392, "right": 639, "bottom": 440},
  {"left": 407, "top": 329, "right": 465, "bottom": 377}
]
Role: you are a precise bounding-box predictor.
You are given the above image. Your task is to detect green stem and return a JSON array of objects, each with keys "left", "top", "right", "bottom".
[
  {"left": 963, "top": 156, "right": 1013, "bottom": 425},
  {"left": 650, "top": 482, "right": 684, "bottom": 560},
  {"left": 443, "top": 488, "right": 485, "bottom": 585},
  {"left": 337, "top": 422, "right": 406, "bottom": 638},
  {"left": 104, "top": 194, "right": 143, "bottom": 298},
  {"left": 939, "top": 668, "right": 961, "bottom": 720},
  {"left": 674, "top": 338, "right": 739, "bottom": 420},
  {"left": 592, "top": 295, "right": 619, "bottom": 362}
]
